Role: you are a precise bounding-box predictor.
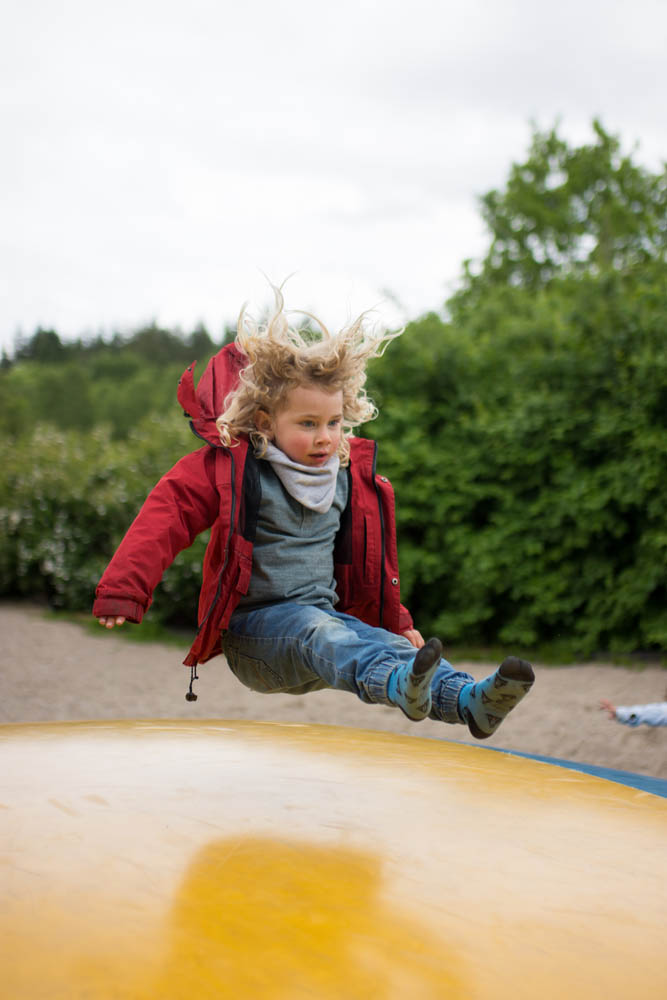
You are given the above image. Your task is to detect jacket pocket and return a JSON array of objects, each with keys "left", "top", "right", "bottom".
[
  {"left": 363, "top": 513, "right": 379, "bottom": 584},
  {"left": 218, "top": 535, "right": 253, "bottom": 621},
  {"left": 236, "top": 551, "right": 252, "bottom": 595}
]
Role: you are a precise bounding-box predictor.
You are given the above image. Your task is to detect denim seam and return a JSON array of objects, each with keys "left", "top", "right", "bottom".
[{"left": 227, "top": 630, "right": 394, "bottom": 705}]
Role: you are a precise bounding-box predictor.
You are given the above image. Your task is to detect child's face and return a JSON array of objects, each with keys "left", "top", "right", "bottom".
[{"left": 257, "top": 384, "right": 344, "bottom": 466}]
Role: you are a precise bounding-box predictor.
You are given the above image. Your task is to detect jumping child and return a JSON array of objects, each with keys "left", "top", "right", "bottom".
[{"left": 94, "top": 283, "right": 534, "bottom": 736}]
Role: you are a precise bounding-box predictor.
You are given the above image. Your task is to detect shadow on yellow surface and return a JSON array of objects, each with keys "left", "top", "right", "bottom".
[{"left": 148, "top": 836, "right": 464, "bottom": 998}]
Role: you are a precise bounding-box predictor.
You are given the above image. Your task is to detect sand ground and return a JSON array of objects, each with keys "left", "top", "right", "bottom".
[{"left": 1, "top": 602, "right": 666, "bottom": 780}]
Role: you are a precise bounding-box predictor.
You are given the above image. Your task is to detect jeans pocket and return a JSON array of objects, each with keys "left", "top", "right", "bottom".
[{"left": 224, "top": 639, "right": 285, "bottom": 693}]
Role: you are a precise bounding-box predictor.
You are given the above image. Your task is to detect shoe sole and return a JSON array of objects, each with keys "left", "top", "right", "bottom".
[{"left": 498, "top": 656, "right": 535, "bottom": 683}]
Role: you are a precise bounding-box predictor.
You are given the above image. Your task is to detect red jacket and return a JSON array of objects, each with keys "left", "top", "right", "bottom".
[{"left": 93, "top": 344, "right": 413, "bottom": 666}]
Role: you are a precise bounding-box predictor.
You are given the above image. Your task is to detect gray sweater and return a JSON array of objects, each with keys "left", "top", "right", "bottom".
[{"left": 236, "top": 461, "right": 349, "bottom": 612}]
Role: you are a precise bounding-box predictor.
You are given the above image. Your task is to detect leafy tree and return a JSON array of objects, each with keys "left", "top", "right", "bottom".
[
  {"left": 128, "top": 324, "right": 192, "bottom": 363},
  {"left": 14, "top": 328, "right": 66, "bottom": 364},
  {"left": 366, "top": 122, "right": 667, "bottom": 656},
  {"left": 187, "top": 323, "right": 215, "bottom": 360},
  {"left": 451, "top": 120, "right": 667, "bottom": 319}
]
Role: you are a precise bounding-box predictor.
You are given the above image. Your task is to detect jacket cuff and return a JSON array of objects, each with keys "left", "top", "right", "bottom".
[
  {"left": 92, "top": 597, "right": 146, "bottom": 623},
  {"left": 398, "top": 604, "right": 414, "bottom": 634}
]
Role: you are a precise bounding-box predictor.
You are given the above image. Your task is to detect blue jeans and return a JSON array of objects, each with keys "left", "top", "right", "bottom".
[{"left": 224, "top": 603, "right": 472, "bottom": 725}]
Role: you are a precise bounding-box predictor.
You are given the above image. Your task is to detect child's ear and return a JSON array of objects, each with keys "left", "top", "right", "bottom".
[{"left": 254, "top": 409, "right": 273, "bottom": 438}]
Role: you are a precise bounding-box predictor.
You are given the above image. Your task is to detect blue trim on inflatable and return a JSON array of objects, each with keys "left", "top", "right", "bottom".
[{"left": 486, "top": 746, "right": 667, "bottom": 799}]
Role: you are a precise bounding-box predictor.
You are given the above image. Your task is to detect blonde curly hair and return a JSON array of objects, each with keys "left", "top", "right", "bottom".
[{"left": 216, "top": 282, "right": 401, "bottom": 465}]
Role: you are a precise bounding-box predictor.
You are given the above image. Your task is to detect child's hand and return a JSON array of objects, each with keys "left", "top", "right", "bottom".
[
  {"left": 98, "top": 616, "right": 127, "bottom": 629},
  {"left": 599, "top": 698, "right": 616, "bottom": 719},
  {"left": 402, "top": 629, "right": 425, "bottom": 649}
]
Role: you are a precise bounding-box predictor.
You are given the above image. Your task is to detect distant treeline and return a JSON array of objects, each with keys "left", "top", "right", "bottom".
[
  {"left": 2, "top": 121, "right": 667, "bottom": 659},
  {"left": 1, "top": 322, "right": 235, "bottom": 439},
  {"left": 4, "top": 321, "right": 224, "bottom": 368}
]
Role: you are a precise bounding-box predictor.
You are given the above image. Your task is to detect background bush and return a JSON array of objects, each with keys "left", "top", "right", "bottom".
[
  {"left": 0, "top": 414, "right": 208, "bottom": 627},
  {"left": 365, "top": 266, "right": 667, "bottom": 655}
]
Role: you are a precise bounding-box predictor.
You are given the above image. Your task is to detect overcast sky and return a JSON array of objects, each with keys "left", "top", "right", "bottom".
[{"left": 2, "top": 0, "right": 666, "bottom": 354}]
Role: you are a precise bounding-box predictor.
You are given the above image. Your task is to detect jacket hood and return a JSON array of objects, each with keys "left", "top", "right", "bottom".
[{"left": 177, "top": 343, "right": 248, "bottom": 446}]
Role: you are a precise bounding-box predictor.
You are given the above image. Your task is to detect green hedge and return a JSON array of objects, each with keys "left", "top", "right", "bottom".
[
  {"left": 365, "top": 269, "right": 667, "bottom": 655},
  {"left": 0, "top": 414, "right": 208, "bottom": 627}
]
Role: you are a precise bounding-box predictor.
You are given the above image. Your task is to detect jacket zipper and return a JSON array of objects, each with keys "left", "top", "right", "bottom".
[
  {"left": 196, "top": 447, "right": 236, "bottom": 634},
  {"left": 371, "top": 442, "right": 385, "bottom": 626}
]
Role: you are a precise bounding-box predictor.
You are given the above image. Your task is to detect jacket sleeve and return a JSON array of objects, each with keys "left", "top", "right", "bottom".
[
  {"left": 615, "top": 703, "right": 667, "bottom": 727},
  {"left": 93, "top": 448, "right": 220, "bottom": 622}
]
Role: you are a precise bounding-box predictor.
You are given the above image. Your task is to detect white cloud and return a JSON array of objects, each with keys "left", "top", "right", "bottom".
[{"left": 1, "top": 0, "right": 665, "bottom": 352}]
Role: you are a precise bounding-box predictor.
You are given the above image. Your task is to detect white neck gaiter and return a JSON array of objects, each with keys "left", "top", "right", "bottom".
[{"left": 264, "top": 442, "right": 340, "bottom": 513}]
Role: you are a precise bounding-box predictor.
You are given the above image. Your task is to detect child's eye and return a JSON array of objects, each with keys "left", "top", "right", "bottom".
[
  {"left": 329, "top": 418, "right": 341, "bottom": 427},
  {"left": 300, "top": 420, "right": 315, "bottom": 428}
]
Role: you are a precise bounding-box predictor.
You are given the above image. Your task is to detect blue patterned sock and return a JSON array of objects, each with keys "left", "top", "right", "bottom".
[
  {"left": 458, "top": 657, "right": 534, "bottom": 739},
  {"left": 388, "top": 638, "right": 443, "bottom": 721}
]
